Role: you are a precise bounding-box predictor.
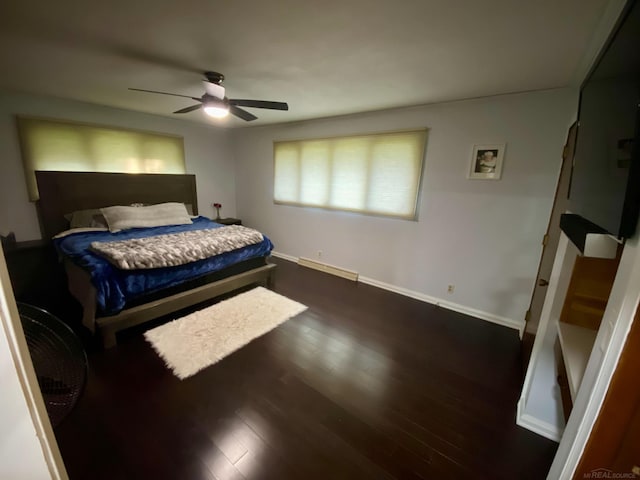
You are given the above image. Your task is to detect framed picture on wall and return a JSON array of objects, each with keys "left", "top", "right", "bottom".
[{"left": 468, "top": 144, "right": 506, "bottom": 180}]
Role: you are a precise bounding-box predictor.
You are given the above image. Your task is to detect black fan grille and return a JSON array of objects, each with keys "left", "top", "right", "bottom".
[{"left": 18, "top": 303, "right": 87, "bottom": 426}]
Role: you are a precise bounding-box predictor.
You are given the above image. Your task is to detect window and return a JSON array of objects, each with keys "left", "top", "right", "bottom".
[
  {"left": 17, "top": 117, "right": 186, "bottom": 201},
  {"left": 273, "top": 129, "right": 427, "bottom": 219}
]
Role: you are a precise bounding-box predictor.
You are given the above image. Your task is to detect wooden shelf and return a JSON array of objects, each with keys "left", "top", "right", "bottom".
[
  {"left": 570, "top": 301, "right": 606, "bottom": 317},
  {"left": 573, "top": 290, "right": 610, "bottom": 304},
  {"left": 557, "top": 322, "right": 598, "bottom": 402}
]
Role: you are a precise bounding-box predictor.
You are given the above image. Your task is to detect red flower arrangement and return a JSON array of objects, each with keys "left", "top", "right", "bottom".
[{"left": 212, "top": 202, "right": 222, "bottom": 220}]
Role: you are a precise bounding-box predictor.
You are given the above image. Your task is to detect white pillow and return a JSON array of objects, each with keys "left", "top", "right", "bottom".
[
  {"left": 53, "top": 227, "right": 109, "bottom": 239},
  {"left": 101, "top": 202, "right": 192, "bottom": 232}
]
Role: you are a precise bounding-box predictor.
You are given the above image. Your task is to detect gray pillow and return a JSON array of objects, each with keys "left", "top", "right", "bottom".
[
  {"left": 101, "top": 202, "right": 192, "bottom": 232},
  {"left": 128, "top": 203, "right": 194, "bottom": 215},
  {"left": 65, "top": 209, "right": 108, "bottom": 229}
]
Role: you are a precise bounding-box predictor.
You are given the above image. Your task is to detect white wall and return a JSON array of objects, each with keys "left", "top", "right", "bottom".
[
  {"left": 0, "top": 313, "right": 54, "bottom": 479},
  {"left": 0, "top": 92, "right": 235, "bottom": 241},
  {"left": 233, "top": 88, "right": 578, "bottom": 328},
  {"left": 0, "top": 245, "right": 63, "bottom": 479}
]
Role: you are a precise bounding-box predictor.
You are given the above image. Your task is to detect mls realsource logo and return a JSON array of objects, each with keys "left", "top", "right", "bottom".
[{"left": 583, "top": 468, "right": 637, "bottom": 479}]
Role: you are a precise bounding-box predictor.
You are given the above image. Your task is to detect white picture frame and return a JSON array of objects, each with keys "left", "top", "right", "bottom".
[{"left": 468, "top": 144, "right": 506, "bottom": 180}]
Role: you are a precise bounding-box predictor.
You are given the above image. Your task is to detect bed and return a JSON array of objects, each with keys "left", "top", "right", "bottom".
[{"left": 36, "top": 171, "right": 276, "bottom": 348}]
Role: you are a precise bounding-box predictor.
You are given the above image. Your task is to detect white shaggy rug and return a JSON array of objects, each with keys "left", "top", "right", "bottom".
[{"left": 144, "top": 287, "right": 307, "bottom": 379}]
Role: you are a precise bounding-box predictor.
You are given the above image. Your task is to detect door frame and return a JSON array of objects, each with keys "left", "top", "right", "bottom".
[{"left": 524, "top": 121, "right": 577, "bottom": 337}]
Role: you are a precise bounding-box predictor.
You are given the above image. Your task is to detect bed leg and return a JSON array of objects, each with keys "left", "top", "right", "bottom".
[
  {"left": 102, "top": 328, "right": 117, "bottom": 349},
  {"left": 266, "top": 269, "right": 275, "bottom": 289}
]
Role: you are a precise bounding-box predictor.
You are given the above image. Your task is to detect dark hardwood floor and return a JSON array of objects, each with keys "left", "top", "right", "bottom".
[{"left": 54, "top": 257, "right": 557, "bottom": 479}]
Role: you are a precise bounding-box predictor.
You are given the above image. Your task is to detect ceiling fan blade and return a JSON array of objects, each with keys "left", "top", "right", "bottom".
[
  {"left": 173, "top": 104, "right": 202, "bottom": 114},
  {"left": 129, "top": 88, "right": 201, "bottom": 101},
  {"left": 230, "top": 105, "right": 258, "bottom": 122},
  {"left": 229, "top": 99, "right": 289, "bottom": 111}
]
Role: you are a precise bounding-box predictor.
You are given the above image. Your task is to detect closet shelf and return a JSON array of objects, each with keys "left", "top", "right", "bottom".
[
  {"left": 572, "top": 291, "right": 610, "bottom": 304},
  {"left": 569, "top": 301, "right": 606, "bottom": 317}
]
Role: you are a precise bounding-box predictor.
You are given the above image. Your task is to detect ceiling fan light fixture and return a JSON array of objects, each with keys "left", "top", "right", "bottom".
[
  {"left": 203, "top": 105, "right": 229, "bottom": 118},
  {"left": 203, "top": 98, "right": 229, "bottom": 118}
]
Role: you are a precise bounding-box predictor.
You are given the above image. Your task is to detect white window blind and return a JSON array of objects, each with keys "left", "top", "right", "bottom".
[
  {"left": 274, "top": 129, "right": 427, "bottom": 219},
  {"left": 17, "top": 117, "right": 186, "bottom": 201}
]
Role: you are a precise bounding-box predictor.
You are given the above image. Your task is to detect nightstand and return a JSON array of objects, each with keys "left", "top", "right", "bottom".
[
  {"left": 214, "top": 218, "right": 242, "bottom": 226},
  {"left": 3, "top": 239, "right": 69, "bottom": 314}
]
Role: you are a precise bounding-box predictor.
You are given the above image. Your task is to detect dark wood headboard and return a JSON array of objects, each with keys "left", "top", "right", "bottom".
[{"left": 35, "top": 171, "right": 198, "bottom": 239}]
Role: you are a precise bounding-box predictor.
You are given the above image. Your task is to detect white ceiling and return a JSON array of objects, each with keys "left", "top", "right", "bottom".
[{"left": 0, "top": 0, "right": 609, "bottom": 128}]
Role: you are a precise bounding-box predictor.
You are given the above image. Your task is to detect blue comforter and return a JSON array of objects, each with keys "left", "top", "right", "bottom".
[{"left": 54, "top": 217, "right": 273, "bottom": 315}]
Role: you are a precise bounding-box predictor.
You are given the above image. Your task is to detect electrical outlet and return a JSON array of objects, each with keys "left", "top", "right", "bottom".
[
  {"left": 447, "top": 285, "right": 455, "bottom": 294},
  {"left": 317, "top": 250, "right": 323, "bottom": 259}
]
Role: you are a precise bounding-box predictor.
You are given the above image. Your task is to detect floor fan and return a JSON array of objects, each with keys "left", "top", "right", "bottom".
[{"left": 17, "top": 303, "right": 88, "bottom": 426}]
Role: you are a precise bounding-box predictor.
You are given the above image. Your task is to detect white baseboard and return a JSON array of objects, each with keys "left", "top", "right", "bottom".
[
  {"left": 516, "top": 399, "right": 563, "bottom": 442},
  {"left": 516, "top": 414, "right": 562, "bottom": 442},
  {"left": 358, "top": 275, "right": 523, "bottom": 335},
  {"left": 297, "top": 257, "right": 359, "bottom": 281},
  {"left": 271, "top": 251, "right": 525, "bottom": 335},
  {"left": 270, "top": 251, "right": 297, "bottom": 263}
]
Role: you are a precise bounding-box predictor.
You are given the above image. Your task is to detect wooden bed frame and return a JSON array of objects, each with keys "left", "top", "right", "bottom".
[{"left": 35, "top": 171, "right": 275, "bottom": 348}]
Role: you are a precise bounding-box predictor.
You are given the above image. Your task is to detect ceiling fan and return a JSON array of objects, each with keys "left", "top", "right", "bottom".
[{"left": 129, "top": 71, "right": 288, "bottom": 122}]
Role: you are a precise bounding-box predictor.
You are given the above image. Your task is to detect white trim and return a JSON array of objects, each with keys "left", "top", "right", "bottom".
[
  {"left": 516, "top": 389, "right": 563, "bottom": 442},
  {"left": 359, "top": 275, "right": 523, "bottom": 335},
  {"left": 516, "top": 412, "right": 562, "bottom": 442},
  {"left": 297, "top": 257, "right": 359, "bottom": 282},
  {"left": 271, "top": 251, "right": 524, "bottom": 334},
  {"left": 358, "top": 274, "right": 440, "bottom": 304},
  {"left": 270, "top": 251, "right": 297, "bottom": 263}
]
